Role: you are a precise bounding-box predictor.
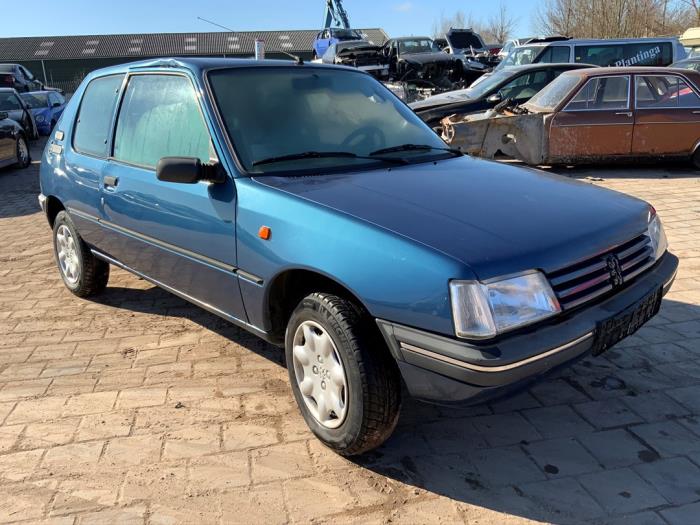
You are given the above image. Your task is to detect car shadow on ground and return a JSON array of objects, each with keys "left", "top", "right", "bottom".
[
  {"left": 95, "top": 282, "right": 700, "bottom": 523},
  {"left": 550, "top": 162, "right": 699, "bottom": 180}
]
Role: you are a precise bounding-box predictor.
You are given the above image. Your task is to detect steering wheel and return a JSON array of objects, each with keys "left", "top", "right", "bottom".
[{"left": 341, "top": 126, "right": 386, "bottom": 151}]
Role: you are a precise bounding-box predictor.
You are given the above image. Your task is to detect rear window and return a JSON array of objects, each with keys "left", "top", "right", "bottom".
[
  {"left": 574, "top": 42, "right": 673, "bottom": 67},
  {"left": 73, "top": 74, "right": 124, "bottom": 157}
]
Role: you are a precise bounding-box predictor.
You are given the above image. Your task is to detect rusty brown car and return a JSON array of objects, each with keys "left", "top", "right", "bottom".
[{"left": 442, "top": 67, "right": 700, "bottom": 168}]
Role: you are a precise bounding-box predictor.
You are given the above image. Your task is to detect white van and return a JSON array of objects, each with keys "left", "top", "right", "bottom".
[{"left": 496, "top": 36, "right": 686, "bottom": 70}]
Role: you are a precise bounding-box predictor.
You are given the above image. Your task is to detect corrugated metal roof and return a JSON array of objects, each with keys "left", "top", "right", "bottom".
[{"left": 0, "top": 29, "right": 389, "bottom": 61}]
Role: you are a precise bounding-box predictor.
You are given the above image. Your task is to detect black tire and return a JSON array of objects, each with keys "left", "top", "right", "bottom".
[
  {"left": 14, "top": 135, "right": 30, "bottom": 168},
  {"left": 285, "top": 292, "right": 401, "bottom": 456},
  {"left": 52, "top": 210, "right": 109, "bottom": 297},
  {"left": 693, "top": 149, "right": 700, "bottom": 170}
]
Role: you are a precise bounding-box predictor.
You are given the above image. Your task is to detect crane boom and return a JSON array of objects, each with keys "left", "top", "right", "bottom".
[{"left": 322, "top": 0, "right": 351, "bottom": 29}]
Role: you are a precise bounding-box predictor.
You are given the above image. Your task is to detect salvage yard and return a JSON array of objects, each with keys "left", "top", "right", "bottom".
[{"left": 1, "top": 140, "right": 700, "bottom": 524}]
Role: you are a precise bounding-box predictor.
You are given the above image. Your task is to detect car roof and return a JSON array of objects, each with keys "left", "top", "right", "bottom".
[
  {"left": 503, "top": 63, "right": 597, "bottom": 73},
  {"left": 0, "top": 87, "right": 18, "bottom": 92},
  {"left": 392, "top": 36, "right": 432, "bottom": 42},
  {"left": 82, "top": 56, "right": 361, "bottom": 79},
  {"left": 520, "top": 37, "right": 679, "bottom": 47},
  {"left": 561, "top": 66, "right": 700, "bottom": 78},
  {"left": 21, "top": 90, "right": 52, "bottom": 95}
]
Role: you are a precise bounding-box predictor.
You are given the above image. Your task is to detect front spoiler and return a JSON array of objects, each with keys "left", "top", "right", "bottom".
[{"left": 377, "top": 252, "right": 678, "bottom": 404}]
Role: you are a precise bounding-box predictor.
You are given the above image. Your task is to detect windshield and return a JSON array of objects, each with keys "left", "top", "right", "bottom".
[
  {"left": 495, "top": 45, "right": 543, "bottom": 71},
  {"left": 20, "top": 92, "right": 48, "bottom": 108},
  {"left": 208, "top": 67, "right": 447, "bottom": 174},
  {"left": 333, "top": 29, "right": 362, "bottom": 40},
  {"left": 0, "top": 92, "right": 21, "bottom": 111},
  {"left": 524, "top": 73, "right": 581, "bottom": 112},
  {"left": 399, "top": 39, "right": 440, "bottom": 54}
]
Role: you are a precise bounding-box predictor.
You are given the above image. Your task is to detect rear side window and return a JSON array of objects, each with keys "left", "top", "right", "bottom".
[
  {"left": 574, "top": 42, "right": 673, "bottom": 67},
  {"left": 565, "top": 76, "right": 629, "bottom": 111},
  {"left": 73, "top": 74, "right": 124, "bottom": 157},
  {"left": 113, "top": 74, "right": 213, "bottom": 169},
  {"left": 537, "top": 46, "right": 570, "bottom": 63},
  {"left": 636, "top": 75, "right": 700, "bottom": 108}
]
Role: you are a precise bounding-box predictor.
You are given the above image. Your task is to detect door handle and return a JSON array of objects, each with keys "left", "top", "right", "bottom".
[
  {"left": 615, "top": 112, "right": 633, "bottom": 117},
  {"left": 103, "top": 176, "right": 119, "bottom": 188}
]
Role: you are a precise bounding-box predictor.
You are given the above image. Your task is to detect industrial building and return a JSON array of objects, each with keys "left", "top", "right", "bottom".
[{"left": 0, "top": 28, "right": 388, "bottom": 92}]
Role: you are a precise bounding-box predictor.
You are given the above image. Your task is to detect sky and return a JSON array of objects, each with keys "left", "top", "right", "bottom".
[{"left": 2, "top": 0, "right": 540, "bottom": 40}]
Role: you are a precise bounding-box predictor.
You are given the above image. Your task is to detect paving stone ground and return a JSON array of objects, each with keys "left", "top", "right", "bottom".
[{"left": 0, "top": 140, "right": 699, "bottom": 524}]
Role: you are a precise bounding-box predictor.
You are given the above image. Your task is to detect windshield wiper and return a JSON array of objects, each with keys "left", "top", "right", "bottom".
[
  {"left": 369, "top": 143, "right": 463, "bottom": 157},
  {"left": 252, "top": 150, "right": 407, "bottom": 167}
]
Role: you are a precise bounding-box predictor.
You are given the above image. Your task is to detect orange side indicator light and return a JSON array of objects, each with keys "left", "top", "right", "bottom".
[{"left": 258, "top": 226, "right": 271, "bottom": 240}]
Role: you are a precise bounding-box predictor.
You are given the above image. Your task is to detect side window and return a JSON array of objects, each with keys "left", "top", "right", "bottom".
[
  {"left": 0, "top": 92, "right": 22, "bottom": 110},
  {"left": 56, "top": 92, "right": 66, "bottom": 105},
  {"left": 565, "top": 76, "right": 629, "bottom": 111},
  {"left": 551, "top": 46, "right": 570, "bottom": 62},
  {"left": 21, "top": 67, "right": 34, "bottom": 80},
  {"left": 574, "top": 45, "right": 620, "bottom": 66},
  {"left": 500, "top": 71, "right": 550, "bottom": 100},
  {"left": 537, "top": 46, "right": 569, "bottom": 63},
  {"left": 73, "top": 74, "right": 124, "bottom": 157},
  {"left": 636, "top": 75, "right": 700, "bottom": 108},
  {"left": 113, "top": 75, "right": 214, "bottom": 169}
]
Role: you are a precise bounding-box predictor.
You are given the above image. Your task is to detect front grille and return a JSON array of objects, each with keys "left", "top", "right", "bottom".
[{"left": 548, "top": 233, "right": 655, "bottom": 310}]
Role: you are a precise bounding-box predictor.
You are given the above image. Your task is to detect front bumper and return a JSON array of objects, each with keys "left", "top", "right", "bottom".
[{"left": 377, "top": 252, "right": 679, "bottom": 404}]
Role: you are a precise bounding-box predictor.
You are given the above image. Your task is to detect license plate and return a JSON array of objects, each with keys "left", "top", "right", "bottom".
[{"left": 592, "top": 287, "right": 662, "bottom": 356}]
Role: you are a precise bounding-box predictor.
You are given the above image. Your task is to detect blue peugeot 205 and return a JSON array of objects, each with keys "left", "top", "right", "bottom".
[{"left": 39, "top": 58, "right": 678, "bottom": 455}]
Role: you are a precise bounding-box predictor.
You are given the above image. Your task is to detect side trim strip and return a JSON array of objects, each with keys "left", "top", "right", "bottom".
[
  {"left": 400, "top": 331, "right": 594, "bottom": 373},
  {"left": 67, "top": 206, "right": 264, "bottom": 284},
  {"left": 91, "top": 249, "right": 268, "bottom": 337}
]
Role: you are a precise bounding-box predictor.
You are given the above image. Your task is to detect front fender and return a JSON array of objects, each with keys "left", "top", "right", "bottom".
[{"left": 234, "top": 178, "right": 474, "bottom": 338}]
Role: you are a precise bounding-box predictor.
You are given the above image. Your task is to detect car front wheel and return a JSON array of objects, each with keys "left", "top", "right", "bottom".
[
  {"left": 52, "top": 211, "right": 109, "bottom": 297},
  {"left": 693, "top": 149, "right": 700, "bottom": 170},
  {"left": 285, "top": 292, "right": 401, "bottom": 456}
]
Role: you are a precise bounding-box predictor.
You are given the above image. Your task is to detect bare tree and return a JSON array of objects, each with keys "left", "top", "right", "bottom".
[
  {"left": 431, "top": 10, "right": 487, "bottom": 39},
  {"left": 535, "top": 0, "right": 693, "bottom": 38},
  {"left": 484, "top": 2, "right": 517, "bottom": 43}
]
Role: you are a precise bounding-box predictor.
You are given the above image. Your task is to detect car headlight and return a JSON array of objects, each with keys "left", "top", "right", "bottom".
[
  {"left": 450, "top": 271, "right": 561, "bottom": 339},
  {"left": 35, "top": 114, "right": 45, "bottom": 123},
  {"left": 647, "top": 209, "right": 668, "bottom": 261}
]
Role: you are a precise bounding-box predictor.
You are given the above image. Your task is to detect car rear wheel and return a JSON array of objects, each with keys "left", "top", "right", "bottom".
[
  {"left": 52, "top": 211, "right": 109, "bottom": 297},
  {"left": 285, "top": 292, "right": 401, "bottom": 456},
  {"left": 693, "top": 149, "right": 700, "bottom": 170},
  {"left": 14, "top": 136, "right": 30, "bottom": 168}
]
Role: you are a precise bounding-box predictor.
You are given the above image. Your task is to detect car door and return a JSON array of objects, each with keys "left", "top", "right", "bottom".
[
  {"left": 0, "top": 116, "right": 13, "bottom": 162},
  {"left": 99, "top": 72, "right": 247, "bottom": 323},
  {"left": 549, "top": 75, "right": 633, "bottom": 160},
  {"left": 315, "top": 30, "right": 331, "bottom": 57},
  {"left": 632, "top": 74, "right": 700, "bottom": 156},
  {"left": 64, "top": 74, "right": 125, "bottom": 247}
]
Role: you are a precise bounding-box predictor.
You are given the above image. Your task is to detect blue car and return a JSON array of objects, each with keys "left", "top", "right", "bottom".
[
  {"left": 39, "top": 58, "right": 678, "bottom": 455},
  {"left": 312, "top": 27, "right": 364, "bottom": 59},
  {"left": 20, "top": 90, "right": 66, "bottom": 135}
]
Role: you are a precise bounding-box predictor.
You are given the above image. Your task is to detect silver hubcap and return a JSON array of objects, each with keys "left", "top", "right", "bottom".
[
  {"left": 56, "top": 225, "right": 80, "bottom": 285},
  {"left": 17, "top": 139, "right": 28, "bottom": 163},
  {"left": 292, "top": 320, "right": 348, "bottom": 428}
]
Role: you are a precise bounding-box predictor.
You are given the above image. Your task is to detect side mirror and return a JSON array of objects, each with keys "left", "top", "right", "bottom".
[
  {"left": 156, "top": 157, "right": 225, "bottom": 184},
  {"left": 0, "top": 111, "right": 7, "bottom": 120},
  {"left": 487, "top": 92, "right": 503, "bottom": 104},
  {"left": 52, "top": 102, "right": 61, "bottom": 108}
]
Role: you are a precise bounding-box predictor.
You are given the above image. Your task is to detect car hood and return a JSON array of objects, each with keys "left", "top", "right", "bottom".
[
  {"left": 401, "top": 53, "right": 455, "bottom": 66},
  {"left": 255, "top": 156, "right": 650, "bottom": 280},
  {"left": 409, "top": 89, "right": 477, "bottom": 110}
]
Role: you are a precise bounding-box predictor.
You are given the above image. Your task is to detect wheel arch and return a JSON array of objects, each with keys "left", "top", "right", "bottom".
[
  {"left": 45, "top": 195, "right": 65, "bottom": 227},
  {"left": 264, "top": 267, "right": 375, "bottom": 344}
]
